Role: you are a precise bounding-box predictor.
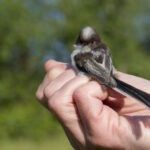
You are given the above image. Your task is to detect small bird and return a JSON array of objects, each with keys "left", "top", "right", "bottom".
[{"left": 71, "top": 26, "right": 150, "bottom": 108}]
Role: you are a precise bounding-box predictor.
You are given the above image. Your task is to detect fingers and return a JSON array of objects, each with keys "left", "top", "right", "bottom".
[
  {"left": 46, "top": 74, "right": 89, "bottom": 147},
  {"left": 48, "top": 75, "right": 89, "bottom": 118},
  {"left": 45, "top": 60, "right": 69, "bottom": 81},
  {"left": 36, "top": 60, "right": 90, "bottom": 148},
  {"left": 44, "top": 69, "right": 76, "bottom": 98},
  {"left": 44, "top": 60, "right": 67, "bottom": 73},
  {"left": 36, "top": 60, "right": 68, "bottom": 105}
]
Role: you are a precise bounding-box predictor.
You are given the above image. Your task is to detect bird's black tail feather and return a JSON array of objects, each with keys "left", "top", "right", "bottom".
[{"left": 115, "top": 78, "right": 150, "bottom": 108}]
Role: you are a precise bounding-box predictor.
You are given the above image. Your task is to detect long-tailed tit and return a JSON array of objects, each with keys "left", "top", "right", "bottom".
[{"left": 71, "top": 26, "right": 150, "bottom": 108}]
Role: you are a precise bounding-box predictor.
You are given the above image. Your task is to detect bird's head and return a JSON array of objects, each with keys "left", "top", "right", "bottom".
[{"left": 75, "top": 26, "right": 101, "bottom": 49}]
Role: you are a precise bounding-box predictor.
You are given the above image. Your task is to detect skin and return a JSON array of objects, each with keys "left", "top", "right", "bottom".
[{"left": 36, "top": 60, "right": 150, "bottom": 150}]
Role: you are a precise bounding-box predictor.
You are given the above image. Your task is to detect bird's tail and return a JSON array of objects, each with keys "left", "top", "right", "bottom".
[{"left": 113, "top": 78, "right": 150, "bottom": 108}]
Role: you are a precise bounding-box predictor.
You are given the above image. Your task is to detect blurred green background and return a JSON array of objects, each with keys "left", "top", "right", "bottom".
[{"left": 0, "top": 0, "right": 150, "bottom": 150}]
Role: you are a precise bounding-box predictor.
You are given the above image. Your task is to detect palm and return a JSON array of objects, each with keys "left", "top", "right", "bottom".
[
  {"left": 96, "top": 88, "right": 150, "bottom": 142},
  {"left": 105, "top": 88, "right": 150, "bottom": 116}
]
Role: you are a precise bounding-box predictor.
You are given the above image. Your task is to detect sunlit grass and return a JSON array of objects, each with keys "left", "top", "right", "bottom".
[{"left": 0, "top": 134, "right": 73, "bottom": 150}]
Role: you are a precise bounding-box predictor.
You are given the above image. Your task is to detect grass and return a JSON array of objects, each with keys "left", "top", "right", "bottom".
[{"left": 0, "top": 134, "right": 73, "bottom": 150}]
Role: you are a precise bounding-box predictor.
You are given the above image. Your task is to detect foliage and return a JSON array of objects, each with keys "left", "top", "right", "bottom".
[
  {"left": 0, "top": 0, "right": 149, "bottom": 143},
  {"left": 0, "top": 135, "right": 72, "bottom": 150}
]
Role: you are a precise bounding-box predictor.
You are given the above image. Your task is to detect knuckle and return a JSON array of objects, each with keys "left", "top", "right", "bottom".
[
  {"left": 48, "top": 67, "right": 59, "bottom": 77},
  {"left": 48, "top": 92, "right": 61, "bottom": 111},
  {"left": 43, "top": 86, "right": 61, "bottom": 112},
  {"left": 44, "top": 60, "right": 67, "bottom": 73},
  {"left": 44, "top": 60, "right": 56, "bottom": 72},
  {"left": 44, "top": 86, "right": 52, "bottom": 98},
  {"left": 47, "top": 67, "right": 64, "bottom": 81},
  {"left": 48, "top": 68, "right": 58, "bottom": 80},
  {"left": 35, "top": 86, "right": 43, "bottom": 101},
  {"left": 73, "top": 86, "right": 88, "bottom": 101},
  {"left": 35, "top": 90, "right": 41, "bottom": 100}
]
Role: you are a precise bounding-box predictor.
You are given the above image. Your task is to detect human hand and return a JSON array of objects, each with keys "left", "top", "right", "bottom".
[{"left": 36, "top": 60, "right": 150, "bottom": 150}]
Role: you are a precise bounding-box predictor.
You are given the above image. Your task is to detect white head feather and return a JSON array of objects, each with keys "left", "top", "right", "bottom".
[{"left": 81, "top": 26, "right": 95, "bottom": 41}]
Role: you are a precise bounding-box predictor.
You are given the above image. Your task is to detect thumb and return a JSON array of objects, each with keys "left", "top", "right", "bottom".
[
  {"left": 73, "top": 81, "right": 108, "bottom": 123},
  {"left": 73, "top": 81, "right": 123, "bottom": 148}
]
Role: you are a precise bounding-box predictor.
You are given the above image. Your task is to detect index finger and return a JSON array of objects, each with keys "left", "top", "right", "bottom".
[{"left": 44, "top": 60, "right": 68, "bottom": 72}]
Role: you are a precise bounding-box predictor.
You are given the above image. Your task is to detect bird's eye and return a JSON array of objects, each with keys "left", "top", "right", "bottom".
[{"left": 91, "top": 40, "right": 95, "bottom": 44}]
